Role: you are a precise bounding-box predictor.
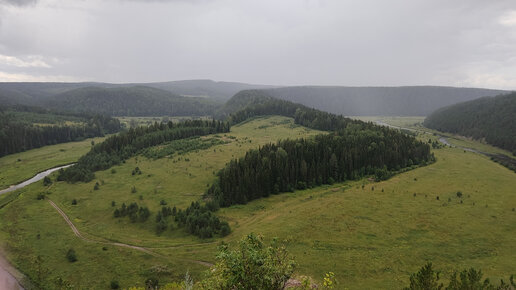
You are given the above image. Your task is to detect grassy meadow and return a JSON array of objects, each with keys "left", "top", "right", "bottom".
[
  {"left": 0, "top": 136, "right": 106, "bottom": 189},
  {"left": 0, "top": 116, "right": 514, "bottom": 289}
]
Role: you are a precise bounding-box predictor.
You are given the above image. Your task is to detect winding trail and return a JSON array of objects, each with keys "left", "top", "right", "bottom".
[
  {"left": 49, "top": 199, "right": 161, "bottom": 257},
  {"left": 47, "top": 199, "right": 214, "bottom": 266}
]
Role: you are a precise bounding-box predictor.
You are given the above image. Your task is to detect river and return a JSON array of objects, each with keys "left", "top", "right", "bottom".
[
  {"left": 0, "top": 164, "right": 74, "bottom": 289},
  {"left": 0, "top": 164, "right": 73, "bottom": 196}
]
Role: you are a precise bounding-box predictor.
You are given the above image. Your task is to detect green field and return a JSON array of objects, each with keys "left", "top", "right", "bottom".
[
  {"left": 0, "top": 116, "right": 515, "bottom": 289},
  {"left": 0, "top": 136, "right": 107, "bottom": 189}
]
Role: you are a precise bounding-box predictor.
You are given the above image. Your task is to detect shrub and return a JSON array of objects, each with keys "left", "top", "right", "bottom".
[
  {"left": 66, "top": 249, "right": 77, "bottom": 262},
  {"left": 199, "top": 233, "right": 295, "bottom": 289},
  {"left": 71, "top": 199, "right": 77, "bottom": 205},
  {"left": 110, "top": 280, "right": 120, "bottom": 289},
  {"left": 94, "top": 182, "right": 100, "bottom": 190},
  {"left": 43, "top": 176, "right": 52, "bottom": 186}
]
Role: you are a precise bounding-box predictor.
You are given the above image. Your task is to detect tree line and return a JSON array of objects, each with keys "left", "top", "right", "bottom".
[
  {"left": 0, "top": 104, "right": 120, "bottom": 157},
  {"left": 58, "top": 119, "right": 230, "bottom": 182},
  {"left": 424, "top": 92, "right": 516, "bottom": 155},
  {"left": 206, "top": 92, "right": 433, "bottom": 207},
  {"left": 207, "top": 131, "right": 432, "bottom": 207}
]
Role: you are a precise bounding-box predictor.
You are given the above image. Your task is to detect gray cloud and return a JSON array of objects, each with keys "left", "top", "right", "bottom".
[
  {"left": 0, "top": 0, "right": 515, "bottom": 89},
  {"left": 0, "top": 0, "right": 37, "bottom": 6}
]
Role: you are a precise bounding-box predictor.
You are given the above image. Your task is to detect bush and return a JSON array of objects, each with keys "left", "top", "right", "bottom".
[
  {"left": 71, "top": 199, "right": 77, "bottom": 205},
  {"left": 66, "top": 249, "right": 77, "bottom": 262},
  {"left": 43, "top": 176, "right": 52, "bottom": 186},
  {"left": 199, "top": 233, "right": 295, "bottom": 289},
  {"left": 94, "top": 182, "right": 100, "bottom": 190},
  {"left": 36, "top": 193, "right": 45, "bottom": 200},
  {"left": 110, "top": 280, "right": 120, "bottom": 289},
  {"left": 132, "top": 167, "right": 142, "bottom": 175},
  {"left": 220, "top": 222, "right": 231, "bottom": 237}
]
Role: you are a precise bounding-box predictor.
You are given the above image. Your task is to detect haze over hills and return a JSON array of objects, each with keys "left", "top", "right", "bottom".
[
  {"left": 0, "top": 80, "right": 509, "bottom": 117},
  {"left": 262, "top": 86, "right": 507, "bottom": 116},
  {"left": 42, "top": 86, "right": 220, "bottom": 117},
  {"left": 137, "top": 79, "right": 277, "bottom": 101},
  {"left": 0, "top": 80, "right": 275, "bottom": 105}
]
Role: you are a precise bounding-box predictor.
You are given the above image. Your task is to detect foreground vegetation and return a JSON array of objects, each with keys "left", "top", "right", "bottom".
[{"left": 0, "top": 116, "right": 514, "bottom": 289}]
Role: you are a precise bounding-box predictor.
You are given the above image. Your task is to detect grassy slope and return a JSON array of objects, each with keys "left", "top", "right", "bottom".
[
  {"left": 220, "top": 145, "right": 516, "bottom": 288},
  {"left": 0, "top": 116, "right": 515, "bottom": 289},
  {"left": 0, "top": 116, "right": 323, "bottom": 289},
  {"left": 0, "top": 136, "right": 106, "bottom": 189}
]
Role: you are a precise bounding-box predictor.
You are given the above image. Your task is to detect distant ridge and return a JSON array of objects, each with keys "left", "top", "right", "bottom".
[
  {"left": 138, "top": 79, "right": 277, "bottom": 101},
  {"left": 42, "top": 86, "right": 220, "bottom": 117},
  {"left": 261, "top": 86, "right": 506, "bottom": 116},
  {"left": 0, "top": 79, "right": 275, "bottom": 104},
  {"left": 0, "top": 81, "right": 507, "bottom": 117}
]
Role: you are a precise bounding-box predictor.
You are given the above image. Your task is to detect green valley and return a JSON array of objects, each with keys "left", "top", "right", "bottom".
[{"left": 0, "top": 114, "right": 514, "bottom": 289}]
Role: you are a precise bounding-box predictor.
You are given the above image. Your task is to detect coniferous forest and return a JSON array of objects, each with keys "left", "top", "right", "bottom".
[
  {"left": 58, "top": 119, "right": 230, "bottom": 182},
  {"left": 0, "top": 104, "right": 121, "bottom": 157},
  {"left": 207, "top": 91, "right": 433, "bottom": 207},
  {"left": 208, "top": 132, "right": 431, "bottom": 207},
  {"left": 424, "top": 92, "right": 516, "bottom": 155}
]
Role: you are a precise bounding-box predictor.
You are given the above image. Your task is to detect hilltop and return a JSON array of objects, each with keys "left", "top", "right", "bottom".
[{"left": 424, "top": 92, "right": 516, "bottom": 154}]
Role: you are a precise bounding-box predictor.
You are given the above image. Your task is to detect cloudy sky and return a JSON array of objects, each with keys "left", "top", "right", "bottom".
[{"left": 0, "top": 0, "right": 515, "bottom": 89}]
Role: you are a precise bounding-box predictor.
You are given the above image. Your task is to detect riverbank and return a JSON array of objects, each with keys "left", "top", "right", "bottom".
[{"left": 0, "top": 164, "right": 74, "bottom": 196}]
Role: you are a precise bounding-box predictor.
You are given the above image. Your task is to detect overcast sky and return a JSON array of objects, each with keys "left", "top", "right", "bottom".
[{"left": 0, "top": 0, "right": 515, "bottom": 89}]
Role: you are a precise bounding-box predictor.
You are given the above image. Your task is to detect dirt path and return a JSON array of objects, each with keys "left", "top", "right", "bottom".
[
  {"left": 48, "top": 199, "right": 213, "bottom": 266},
  {"left": 0, "top": 252, "right": 24, "bottom": 290}
]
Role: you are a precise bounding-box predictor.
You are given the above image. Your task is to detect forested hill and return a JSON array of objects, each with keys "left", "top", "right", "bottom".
[
  {"left": 216, "top": 90, "right": 276, "bottom": 118},
  {"left": 424, "top": 92, "right": 516, "bottom": 154},
  {"left": 259, "top": 86, "right": 505, "bottom": 116},
  {"left": 0, "top": 104, "right": 120, "bottom": 157},
  {"left": 139, "top": 79, "right": 277, "bottom": 101},
  {"left": 207, "top": 92, "right": 433, "bottom": 207},
  {"left": 0, "top": 80, "right": 274, "bottom": 105},
  {"left": 42, "top": 86, "right": 221, "bottom": 116}
]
